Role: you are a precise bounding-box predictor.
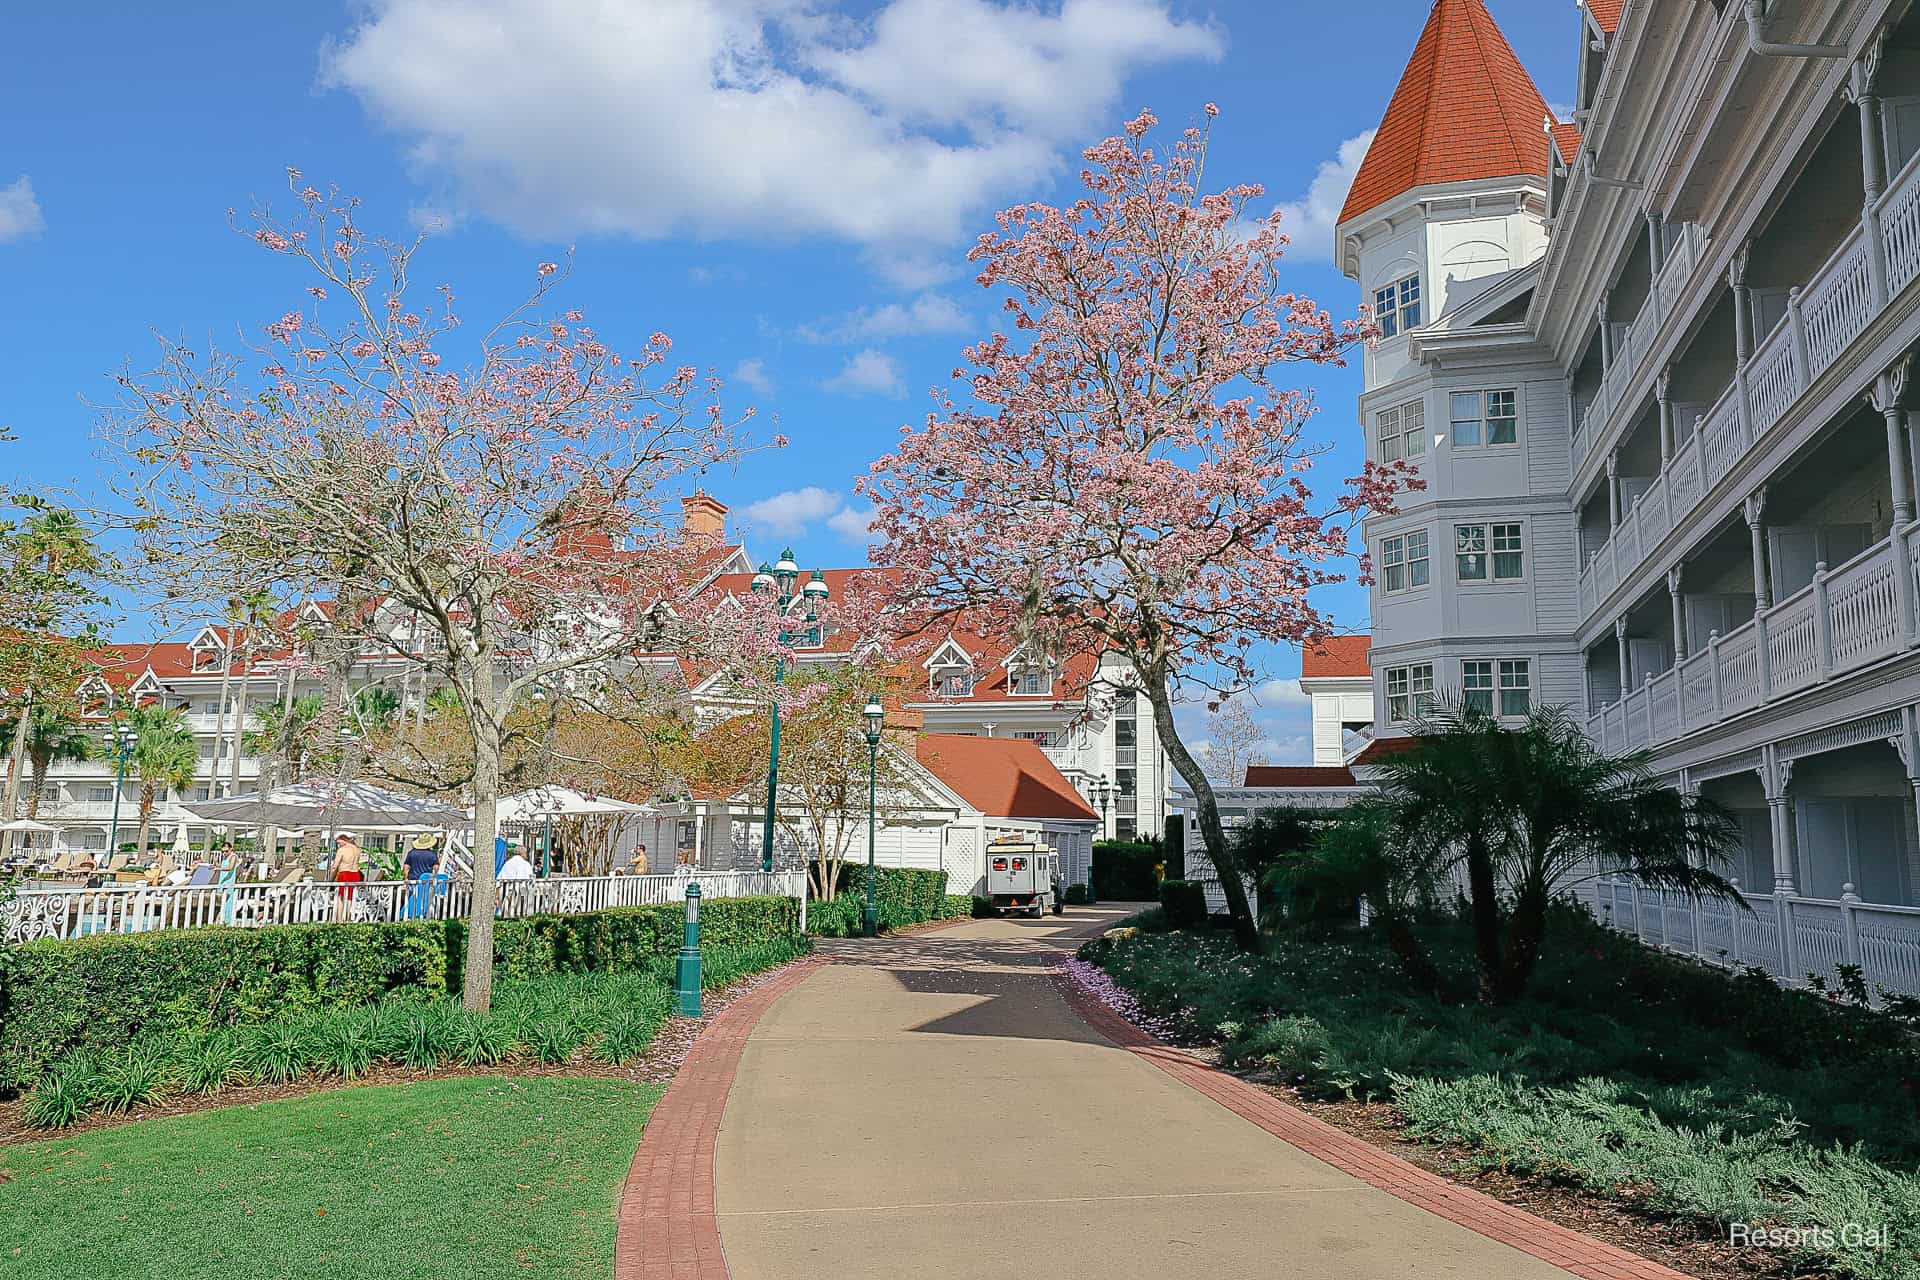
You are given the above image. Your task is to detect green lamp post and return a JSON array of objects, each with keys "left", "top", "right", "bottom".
[
  {"left": 753, "top": 553, "right": 829, "bottom": 875},
  {"left": 104, "top": 722, "right": 137, "bottom": 858},
  {"left": 861, "top": 698, "right": 884, "bottom": 938},
  {"left": 675, "top": 881, "right": 703, "bottom": 1016}
]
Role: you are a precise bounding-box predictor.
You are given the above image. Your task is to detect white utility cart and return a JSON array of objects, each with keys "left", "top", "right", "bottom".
[{"left": 984, "top": 838, "right": 1060, "bottom": 917}]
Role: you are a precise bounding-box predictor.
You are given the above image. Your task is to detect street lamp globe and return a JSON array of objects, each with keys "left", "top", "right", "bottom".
[
  {"left": 751, "top": 563, "right": 775, "bottom": 593},
  {"left": 774, "top": 548, "right": 800, "bottom": 578},
  {"left": 862, "top": 699, "right": 885, "bottom": 743},
  {"left": 803, "top": 569, "right": 830, "bottom": 601}
]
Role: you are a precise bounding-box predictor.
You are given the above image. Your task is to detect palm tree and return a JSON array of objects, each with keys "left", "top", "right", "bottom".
[
  {"left": 227, "top": 590, "right": 275, "bottom": 797},
  {"left": 0, "top": 703, "right": 95, "bottom": 820},
  {"left": 1357, "top": 702, "right": 1742, "bottom": 1004},
  {"left": 244, "top": 694, "right": 322, "bottom": 778},
  {"left": 125, "top": 703, "right": 198, "bottom": 858}
]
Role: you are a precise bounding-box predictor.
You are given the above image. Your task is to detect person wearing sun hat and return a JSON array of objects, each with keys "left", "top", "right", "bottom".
[{"left": 403, "top": 831, "right": 441, "bottom": 881}]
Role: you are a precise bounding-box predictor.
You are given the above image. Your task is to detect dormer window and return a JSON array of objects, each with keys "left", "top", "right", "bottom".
[
  {"left": 1373, "top": 274, "right": 1421, "bottom": 338},
  {"left": 1011, "top": 666, "right": 1052, "bottom": 697},
  {"left": 925, "top": 638, "right": 976, "bottom": 696}
]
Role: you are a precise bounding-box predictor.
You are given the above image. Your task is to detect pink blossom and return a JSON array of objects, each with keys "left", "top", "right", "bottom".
[{"left": 537, "top": 262, "right": 558, "bottom": 277}]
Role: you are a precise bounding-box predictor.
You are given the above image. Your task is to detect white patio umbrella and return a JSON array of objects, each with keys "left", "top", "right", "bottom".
[
  {"left": 183, "top": 780, "right": 470, "bottom": 832},
  {"left": 0, "top": 818, "right": 57, "bottom": 833},
  {"left": 495, "top": 787, "right": 654, "bottom": 876}
]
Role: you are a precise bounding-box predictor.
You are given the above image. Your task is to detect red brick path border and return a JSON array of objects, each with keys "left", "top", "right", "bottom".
[
  {"left": 1056, "top": 974, "right": 1695, "bottom": 1280},
  {"left": 613, "top": 958, "right": 829, "bottom": 1280}
]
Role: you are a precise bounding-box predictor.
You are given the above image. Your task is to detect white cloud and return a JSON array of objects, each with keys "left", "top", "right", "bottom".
[
  {"left": 732, "top": 357, "right": 775, "bottom": 395},
  {"left": 822, "top": 348, "right": 906, "bottom": 398},
  {"left": 797, "top": 293, "right": 970, "bottom": 344},
  {"left": 0, "top": 176, "right": 45, "bottom": 243},
  {"left": 1271, "top": 129, "right": 1374, "bottom": 265},
  {"left": 407, "top": 203, "right": 465, "bottom": 233},
  {"left": 322, "top": 0, "right": 1222, "bottom": 262},
  {"left": 739, "top": 487, "right": 844, "bottom": 537},
  {"left": 827, "top": 503, "right": 877, "bottom": 542}
]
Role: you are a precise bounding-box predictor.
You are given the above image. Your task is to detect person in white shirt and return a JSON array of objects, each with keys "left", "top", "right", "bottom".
[{"left": 498, "top": 846, "right": 535, "bottom": 880}]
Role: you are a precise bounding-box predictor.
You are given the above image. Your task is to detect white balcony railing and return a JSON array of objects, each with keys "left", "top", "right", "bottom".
[
  {"left": 1590, "top": 531, "right": 1913, "bottom": 754},
  {"left": 1571, "top": 224, "right": 1707, "bottom": 464},
  {"left": 1589, "top": 877, "right": 1920, "bottom": 999},
  {"left": 0, "top": 868, "right": 807, "bottom": 944},
  {"left": 1578, "top": 147, "right": 1920, "bottom": 620}
]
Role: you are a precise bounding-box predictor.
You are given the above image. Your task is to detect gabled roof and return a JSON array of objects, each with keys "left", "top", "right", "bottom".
[
  {"left": 1548, "top": 120, "right": 1583, "bottom": 166},
  {"left": 1243, "top": 765, "right": 1360, "bottom": 789},
  {"left": 1301, "top": 636, "right": 1371, "bottom": 679},
  {"left": 1351, "top": 736, "right": 1423, "bottom": 766},
  {"left": 1339, "top": 0, "right": 1556, "bottom": 226},
  {"left": 914, "top": 734, "right": 1098, "bottom": 822}
]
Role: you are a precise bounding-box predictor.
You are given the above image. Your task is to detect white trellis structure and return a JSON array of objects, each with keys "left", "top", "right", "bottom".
[{"left": 0, "top": 869, "right": 807, "bottom": 944}]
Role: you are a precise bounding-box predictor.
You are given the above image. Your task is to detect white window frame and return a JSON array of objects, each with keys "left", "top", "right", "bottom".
[
  {"left": 1373, "top": 274, "right": 1422, "bottom": 338},
  {"left": 1449, "top": 389, "right": 1519, "bottom": 447},
  {"left": 1499, "top": 659, "right": 1532, "bottom": 717},
  {"left": 1461, "top": 660, "right": 1495, "bottom": 715},
  {"left": 1385, "top": 662, "right": 1434, "bottom": 724},
  {"left": 1010, "top": 666, "right": 1053, "bottom": 697},
  {"left": 1381, "top": 529, "right": 1430, "bottom": 595},
  {"left": 1455, "top": 522, "right": 1524, "bottom": 583},
  {"left": 1376, "top": 399, "right": 1426, "bottom": 464}
]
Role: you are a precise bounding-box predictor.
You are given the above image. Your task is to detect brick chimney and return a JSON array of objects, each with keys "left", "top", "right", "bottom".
[{"left": 681, "top": 491, "right": 728, "bottom": 539}]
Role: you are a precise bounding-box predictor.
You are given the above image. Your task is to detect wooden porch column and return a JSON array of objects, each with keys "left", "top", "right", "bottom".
[
  {"left": 1745, "top": 487, "right": 1772, "bottom": 611},
  {"left": 1873, "top": 358, "right": 1919, "bottom": 645},
  {"left": 1647, "top": 208, "right": 1666, "bottom": 277},
  {"left": 1668, "top": 566, "right": 1688, "bottom": 661},
  {"left": 1607, "top": 450, "right": 1622, "bottom": 530},
  {"left": 1597, "top": 293, "right": 1614, "bottom": 369},
  {"left": 1730, "top": 245, "right": 1754, "bottom": 363},
  {"left": 1614, "top": 617, "right": 1631, "bottom": 690},
  {"left": 1762, "top": 746, "right": 1799, "bottom": 895},
  {"left": 1656, "top": 367, "right": 1675, "bottom": 465},
  {"left": 1899, "top": 708, "right": 1920, "bottom": 854},
  {"left": 1849, "top": 34, "right": 1892, "bottom": 307}
]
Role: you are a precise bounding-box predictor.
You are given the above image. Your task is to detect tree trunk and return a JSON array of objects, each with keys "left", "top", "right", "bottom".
[
  {"left": 229, "top": 648, "right": 251, "bottom": 797},
  {"left": 259, "top": 667, "right": 298, "bottom": 866},
  {"left": 1144, "top": 675, "right": 1260, "bottom": 951},
  {"left": 0, "top": 693, "right": 30, "bottom": 861},
  {"left": 26, "top": 749, "right": 48, "bottom": 821},
  {"left": 1464, "top": 833, "right": 1504, "bottom": 1005},
  {"left": 214, "top": 628, "right": 235, "bottom": 798},
  {"left": 462, "top": 645, "right": 502, "bottom": 1012},
  {"left": 1495, "top": 883, "right": 1548, "bottom": 1004},
  {"left": 135, "top": 786, "right": 155, "bottom": 861}
]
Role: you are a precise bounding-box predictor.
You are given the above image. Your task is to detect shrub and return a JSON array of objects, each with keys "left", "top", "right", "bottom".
[
  {"left": 0, "top": 894, "right": 801, "bottom": 1091},
  {"left": 1092, "top": 841, "right": 1160, "bottom": 900},
  {"left": 178, "top": 1031, "right": 243, "bottom": 1095},
  {"left": 1063, "top": 883, "right": 1090, "bottom": 906},
  {"left": 807, "top": 869, "right": 967, "bottom": 936},
  {"left": 94, "top": 1042, "right": 175, "bottom": 1113},
  {"left": 1158, "top": 880, "right": 1207, "bottom": 930}
]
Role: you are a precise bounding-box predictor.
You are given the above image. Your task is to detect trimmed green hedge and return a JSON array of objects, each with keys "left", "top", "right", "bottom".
[
  {"left": 1158, "top": 880, "right": 1207, "bottom": 930},
  {"left": 1092, "top": 841, "right": 1162, "bottom": 900},
  {"left": 0, "top": 895, "right": 800, "bottom": 1093},
  {"left": 806, "top": 867, "right": 971, "bottom": 937}
]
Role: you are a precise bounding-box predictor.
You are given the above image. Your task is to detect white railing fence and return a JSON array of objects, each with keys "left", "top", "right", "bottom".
[
  {"left": 1588, "top": 876, "right": 1920, "bottom": 998},
  {"left": 0, "top": 869, "right": 807, "bottom": 944},
  {"left": 1590, "top": 528, "right": 1918, "bottom": 755},
  {"left": 1577, "top": 145, "right": 1920, "bottom": 622}
]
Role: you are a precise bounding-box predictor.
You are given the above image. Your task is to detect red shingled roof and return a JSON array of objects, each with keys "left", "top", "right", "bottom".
[
  {"left": 1351, "top": 736, "right": 1423, "bottom": 766},
  {"left": 915, "top": 734, "right": 1098, "bottom": 822},
  {"left": 1585, "top": 0, "right": 1621, "bottom": 35},
  {"left": 1339, "top": 0, "right": 1555, "bottom": 226},
  {"left": 1301, "top": 636, "right": 1370, "bottom": 678},
  {"left": 1548, "top": 121, "right": 1583, "bottom": 165},
  {"left": 1243, "top": 765, "right": 1360, "bottom": 788}
]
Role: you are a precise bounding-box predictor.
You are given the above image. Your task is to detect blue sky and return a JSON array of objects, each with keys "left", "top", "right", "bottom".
[{"left": 0, "top": 0, "right": 1574, "bottom": 763}]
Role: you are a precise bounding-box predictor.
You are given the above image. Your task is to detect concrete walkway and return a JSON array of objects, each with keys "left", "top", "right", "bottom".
[{"left": 710, "top": 909, "right": 1624, "bottom": 1280}]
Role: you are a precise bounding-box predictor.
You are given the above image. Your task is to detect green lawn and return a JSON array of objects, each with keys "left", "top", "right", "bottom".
[{"left": 0, "top": 1075, "right": 661, "bottom": 1279}]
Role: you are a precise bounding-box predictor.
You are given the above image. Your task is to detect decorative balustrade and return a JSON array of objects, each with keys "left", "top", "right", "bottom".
[
  {"left": 0, "top": 868, "right": 808, "bottom": 944},
  {"left": 1576, "top": 149, "right": 1920, "bottom": 626},
  {"left": 1589, "top": 532, "right": 1919, "bottom": 754},
  {"left": 1573, "top": 225, "right": 1708, "bottom": 470},
  {"left": 1590, "top": 877, "right": 1920, "bottom": 998}
]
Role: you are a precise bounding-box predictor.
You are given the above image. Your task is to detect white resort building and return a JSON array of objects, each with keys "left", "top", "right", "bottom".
[
  {"left": 1323, "top": 0, "right": 1920, "bottom": 984},
  {"left": 18, "top": 495, "right": 1135, "bottom": 895}
]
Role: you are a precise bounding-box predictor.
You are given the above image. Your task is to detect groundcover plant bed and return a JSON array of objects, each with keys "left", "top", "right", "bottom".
[
  {"left": 14, "top": 937, "right": 810, "bottom": 1130},
  {"left": 1083, "top": 912, "right": 1920, "bottom": 1279},
  {"left": 0, "top": 1075, "right": 659, "bottom": 1280}
]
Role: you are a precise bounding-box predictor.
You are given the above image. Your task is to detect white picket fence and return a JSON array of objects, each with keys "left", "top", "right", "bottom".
[
  {"left": 1587, "top": 876, "right": 1920, "bottom": 999},
  {"left": 0, "top": 869, "right": 808, "bottom": 945}
]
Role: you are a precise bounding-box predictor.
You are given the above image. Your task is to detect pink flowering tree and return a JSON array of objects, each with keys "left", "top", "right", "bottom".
[
  {"left": 860, "top": 109, "right": 1416, "bottom": 951},
  {"left": 111, "top": 175, "right": 798, "bottom": 1008}
]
